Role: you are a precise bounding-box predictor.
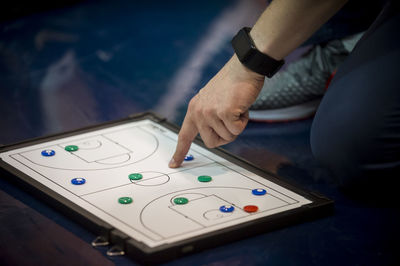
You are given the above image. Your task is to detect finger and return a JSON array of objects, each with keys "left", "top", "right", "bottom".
[
  {"left": 225, "top": 110, "right": 249, "bottom": 135},
  {"left": 198, "top": 125, "right": 230, "bottom": 148},
  {"left": 209, "top": 118, "right": 236, "bottom": 142},
  {"left": 169, "top": 116, "right": 198, "bottom": 168}
]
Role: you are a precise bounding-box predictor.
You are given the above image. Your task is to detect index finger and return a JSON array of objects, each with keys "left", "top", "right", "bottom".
[{"left": 169, "top": 115, "right": 198, "bottom": 168}]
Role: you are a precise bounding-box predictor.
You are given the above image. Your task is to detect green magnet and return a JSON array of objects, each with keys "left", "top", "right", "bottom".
[
  {"left": 173, "top": 197, "right": 188, "bottom": 205},
  {"left": 198, "top": 175, "right": 212, "bottom": 182},
  {"left": 65, "top": 145, "right": 79, "bottom": 152},
  {"left": 118, "top": 197, "right": 133, "bottom": 204},
  {"left": 129, "top": 173, "right": 143, "bottom": 181}
]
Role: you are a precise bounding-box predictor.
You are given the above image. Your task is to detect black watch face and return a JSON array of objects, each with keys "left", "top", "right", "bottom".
[
  {"left": 232, "top": 29, "right": 255, "bottom": 63},
  {"left": 232, "top": 27, "right": 284, "bottom": 77},
  {"left": 266, "top": 60, "right": 285, "bottom": 78}
]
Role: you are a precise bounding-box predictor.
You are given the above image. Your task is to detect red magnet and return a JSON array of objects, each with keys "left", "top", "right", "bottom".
[{"left": 244, "top": 205, "right": 258, "bottom": 213}]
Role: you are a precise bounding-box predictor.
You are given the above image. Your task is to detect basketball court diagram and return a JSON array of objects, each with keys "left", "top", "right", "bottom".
[{"left": 0, "top": 120, "right": 312, "bottom": 248}]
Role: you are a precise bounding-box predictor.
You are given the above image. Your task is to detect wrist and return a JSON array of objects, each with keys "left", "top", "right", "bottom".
[
  {"left": 230, "top": 54, "right": 265, "bottom": 83},
  {"left": 231, "top": 27, "right": 285, "bottom": 78},
  {"left": 249, "top": 29, "right": 284, "bottom": 61}
]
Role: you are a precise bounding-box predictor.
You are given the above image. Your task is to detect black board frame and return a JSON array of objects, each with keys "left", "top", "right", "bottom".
[{"left": 0, "top": 111, "right": 334, "bottom": 264}]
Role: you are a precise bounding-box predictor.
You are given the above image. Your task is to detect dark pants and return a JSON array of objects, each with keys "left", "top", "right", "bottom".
[{"left": 310, "top": 1, "right": 400, "bottom": 189}]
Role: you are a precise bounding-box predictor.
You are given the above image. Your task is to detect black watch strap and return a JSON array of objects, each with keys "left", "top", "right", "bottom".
[{"left": 231, "top": 27, "right": 284, "bottom": 78}]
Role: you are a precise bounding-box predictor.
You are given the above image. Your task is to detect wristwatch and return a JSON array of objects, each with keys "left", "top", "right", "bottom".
[{"left": 231, "top": 27, "right": 284, "bottom": 78}]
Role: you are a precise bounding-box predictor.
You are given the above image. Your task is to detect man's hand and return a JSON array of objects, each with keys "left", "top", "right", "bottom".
[
  {"left": 167, "top": 0, "right": 348, "bottom": 168},
  {"left": 169, "top": 55, "right": 265, "bottom": 168}
]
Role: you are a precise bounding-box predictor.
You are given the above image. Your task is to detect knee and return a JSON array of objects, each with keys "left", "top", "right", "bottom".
[
  {"left": 311, "top": 109, "right": 400, "bottom": 188},
  {"left": 310, "top": 109, "right": 367, "bottom": 187}
]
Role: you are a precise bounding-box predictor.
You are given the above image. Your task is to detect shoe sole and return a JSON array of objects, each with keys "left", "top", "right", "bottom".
[{"left": 249, "top": 99, "right": 321, "bottom": 123}]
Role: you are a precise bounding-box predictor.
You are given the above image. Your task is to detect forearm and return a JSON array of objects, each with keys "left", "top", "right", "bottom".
[
  {"left": 169, "top": 0, "right": 350, "bottom": 166},
  {"left": 250, "top": 0, "right": 348, "bottom": 60}
]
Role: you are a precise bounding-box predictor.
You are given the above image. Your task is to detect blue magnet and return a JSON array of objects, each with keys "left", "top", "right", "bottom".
[
  {"left": 252, "top": 188, "right": 267, "bottom": 196},
  {"left": 71, "top": 178, "right": 86, "bottom": 185},
  {"left": 41, "top": 149, "right": 55, "bottom": 157},
  {"left": 184, "top": 154, "right": 194, "bottom": 161},
  {"left": 219, "top": 205, "right": 234, "bottom": 213}
]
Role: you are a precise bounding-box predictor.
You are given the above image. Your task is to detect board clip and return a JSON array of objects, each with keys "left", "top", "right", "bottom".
[
  {"left": 107, "top": 245, "right": 125, "bottom": 256},
  {"left": 91, "top": 236, "right": 109, "bottom": 247}
]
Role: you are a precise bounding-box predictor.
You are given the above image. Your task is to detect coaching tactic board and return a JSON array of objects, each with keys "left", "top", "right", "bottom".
[{"left": 0, "top": 112, "right": 333, "bottom": 263}]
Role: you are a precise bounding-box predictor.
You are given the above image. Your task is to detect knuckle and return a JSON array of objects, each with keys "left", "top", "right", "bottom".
[
  {"left": 194, "top": 105, "right": 203, "bottom": 117},
  {"left": 203, "top": 107, "right": 213, "bottom": 117},
  {"left": 203, "top": 138, "right": 216, "bottom": 149},
  {"left": 187, "top": 98, "right": 197, "bottom": 112},
  {"left": 206, "top": 142, "right": 217, "bottom": 149},
  {"left": 226, "top": 134, "right": 236, "bottom": 142},
  {"left": 233, "top": 127, "right": 244, "bottom": 136},
  {"left": 218, "top": 111, "right": 226, "bottom": 120}
]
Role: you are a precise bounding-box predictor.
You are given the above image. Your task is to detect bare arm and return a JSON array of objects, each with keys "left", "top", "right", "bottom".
[
  {"left": 251, "top": 0, "right": 348, "bottom": 60},
  {"left": 169, "top": 0, "right": 348, "bottom": 168}
]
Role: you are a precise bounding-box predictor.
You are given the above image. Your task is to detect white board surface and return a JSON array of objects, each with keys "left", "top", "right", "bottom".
[{"left": 0, "top": 119, "right": 312, "bottom": 248}]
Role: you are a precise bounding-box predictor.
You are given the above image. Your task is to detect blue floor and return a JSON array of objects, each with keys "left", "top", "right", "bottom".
[{"left": 0, "top": 0, "right": 399, "bottom": 265}]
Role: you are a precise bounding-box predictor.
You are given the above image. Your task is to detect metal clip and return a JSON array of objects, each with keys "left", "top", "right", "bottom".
[
  {"left": 91, "top": 236, "right": 109, "bottom": 247},
  {"left": 106, "top": 245, "right": 125, "bottom": 256}
]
